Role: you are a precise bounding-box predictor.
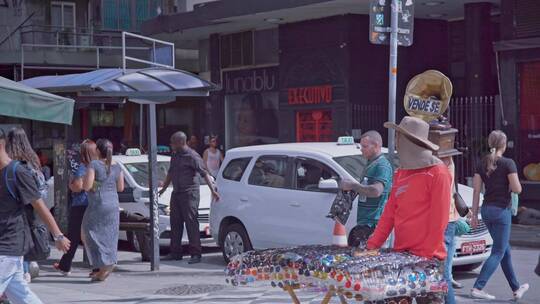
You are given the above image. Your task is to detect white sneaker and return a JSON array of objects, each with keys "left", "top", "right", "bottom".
[
  {"left": 23, "top": 273, "right": 31, "bottom": 284},
  {"left": 28, "top": 262, "right": 39, "bottom": 278},
  {"left": 514, "top": 283, "right": 529, "bottom": 300},
  {"left": 452, "top": 279, "right": 464, "bottom": 289},
  {"left": 470, "top": 288, "right": 496, "bottom": 300}
]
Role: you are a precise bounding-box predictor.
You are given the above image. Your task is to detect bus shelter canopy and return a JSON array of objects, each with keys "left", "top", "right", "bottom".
[{"left": 21, "top": 67, "right": 219, "bottom": 103}]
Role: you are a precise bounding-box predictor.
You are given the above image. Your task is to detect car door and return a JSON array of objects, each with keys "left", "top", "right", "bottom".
[
  {"left": 240, "top": 155, "right": 300, "bottom": 249},
  {"left": 290, "top": 157, "right": 342, "bottom": 245}
]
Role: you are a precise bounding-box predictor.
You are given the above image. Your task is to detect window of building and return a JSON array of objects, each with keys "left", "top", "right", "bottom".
[
  {"left": 225, "top": 91, "right": 279, "bottom": 149},
  {"left": 254, "top": 28, "right": 279, "bottom": 65},
  {"left": 294, "top": 158, "right": 338, "bottom": 192},
  {"left": 51, "top": 2, "right": 76, "bottom": 29},
  {"left": 102, "top": 0, "right": 160, "bottom": 31},
  {"left": 519, "top": 61, "right": 540, "bottom": 181},
  {"left": 222, "top": 157, "right": 252, "bottom": 182},
  {"left": 220, "top": 31, "right": 254, "bottom": 69},
  {"left": 248, "top": 156, "right": 290, "bottom": 189}
]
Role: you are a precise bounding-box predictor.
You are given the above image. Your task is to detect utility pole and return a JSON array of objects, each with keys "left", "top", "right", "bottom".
[{"left": 387, "top": 0, "right": 399, "bottom": 156}]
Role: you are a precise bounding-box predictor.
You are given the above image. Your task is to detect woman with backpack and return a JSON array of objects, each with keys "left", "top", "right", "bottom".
[
  {"left": 470, "top": 130, "right": 529, "bottom": 300},
  {"left": 53, "top": 139, "right": 98, "bottom": 277},
  {"left": 6, "top": 127, "right": 48, "bottom": 283},
  {"left": 82, "top": 139, "right": 124, "bottom": 282}
]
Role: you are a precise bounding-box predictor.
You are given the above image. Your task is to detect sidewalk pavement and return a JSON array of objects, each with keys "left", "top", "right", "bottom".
[
  {"left": 27, "top": 245, "right": 540, "bottom": 304},
  {"left": 510, "top": 224, "right": 540, "bottom": 248}
]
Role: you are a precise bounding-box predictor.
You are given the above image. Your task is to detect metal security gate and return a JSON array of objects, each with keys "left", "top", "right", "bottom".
[
  {"left": 448, "top": 96, "right": 497, "bottom": 183},
  {"left": 351, "top": 103, "right": 387, "bottom": 140},
  {"left": 296, "top": 110, "right": 333, "bottom": 142}
]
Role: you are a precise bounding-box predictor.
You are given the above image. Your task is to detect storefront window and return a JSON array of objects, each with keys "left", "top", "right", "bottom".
[
  {"left": 519, "top": 61, "right": 540, "bottom": 181},
  {"left": 225, "top": 91, "right": 279, "bottom": 149},
  {"left": 223, "top": 66, "right": 279, "bottom": 149}
]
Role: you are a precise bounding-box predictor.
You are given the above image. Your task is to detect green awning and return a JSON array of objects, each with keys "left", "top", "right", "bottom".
[{"left": 0, "top": 76, "right": 74, "bottom": 125}]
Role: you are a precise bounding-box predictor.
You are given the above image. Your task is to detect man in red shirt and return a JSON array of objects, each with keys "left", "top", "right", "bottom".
[{"left": 366, "top": 116, "right": 452, "bottom": 260}]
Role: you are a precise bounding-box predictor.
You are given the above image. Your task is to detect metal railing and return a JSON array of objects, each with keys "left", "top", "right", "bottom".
[
  {"left": 351, "top": 103, "right": 387, "bottom": 137},
  {"left": 16, "top": 26, "right": 162, "bottom": 80},
  {"left": 350, "top": 96, "right": 497, "bottom": 184},
  {"left": 448, "top": 96, "right": 497, "bottom": 183},
  {"left": 18, "top": 24, "right": 146, "bottom": 49}
]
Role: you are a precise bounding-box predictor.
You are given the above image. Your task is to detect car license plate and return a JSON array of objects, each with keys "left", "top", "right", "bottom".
[{"left": 461, "top": 240, "right": 486, "bottom": 254}]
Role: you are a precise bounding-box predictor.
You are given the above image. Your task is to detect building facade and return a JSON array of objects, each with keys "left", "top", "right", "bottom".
[
  {"left": 0, "top": 0, "right": 205, "bottom": 159},
  {"left": 143, "top": 0, "right": 499, "bottom": 153}
]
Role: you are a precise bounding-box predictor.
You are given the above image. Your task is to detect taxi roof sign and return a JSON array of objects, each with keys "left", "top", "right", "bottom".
[
  {"left": 337, "top": 136, "right": 355, "bottom": 145},
  {"left": 125, "top": 148, "right": 142, "bottom": 156}
]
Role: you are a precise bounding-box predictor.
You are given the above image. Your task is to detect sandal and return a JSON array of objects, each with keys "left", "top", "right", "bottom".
[
  {"left": 90, "top": 266, "right": 114, "bottom": 282},
  {"left": 89, "top": 268, "right": 99, "bottom": 277}
]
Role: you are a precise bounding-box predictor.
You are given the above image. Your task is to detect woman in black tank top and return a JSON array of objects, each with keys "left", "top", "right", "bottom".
[{"left": 470, "top": 130, "right": 529, "bottom": 300}]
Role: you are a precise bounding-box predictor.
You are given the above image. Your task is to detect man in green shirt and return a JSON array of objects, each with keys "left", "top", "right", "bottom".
[{"left": 341, "top": 130, "right": 394, "bottom": 246}]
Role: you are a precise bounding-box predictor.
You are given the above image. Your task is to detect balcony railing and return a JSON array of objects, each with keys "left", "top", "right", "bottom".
[
  {"left": 8, "top": 24, "right": 158, "bottom": 80},
  {"left": 19, "top": 25, "right": 142, "bottom": 49}
]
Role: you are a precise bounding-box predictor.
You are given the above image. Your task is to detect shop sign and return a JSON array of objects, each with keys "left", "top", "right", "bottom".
[
  {"left": 288, "top": 85, "right": 333, "bottom": 105},
  {"left": 369, "top": 0, "right": 414, "bottom": 47},
  {"left": 223, "top": 66, "right": 278, "bottom": 94}
]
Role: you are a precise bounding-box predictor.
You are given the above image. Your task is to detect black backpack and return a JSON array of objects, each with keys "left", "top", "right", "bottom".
[{"left": 5, "top": 161, "right": 51, "bottom": 261}]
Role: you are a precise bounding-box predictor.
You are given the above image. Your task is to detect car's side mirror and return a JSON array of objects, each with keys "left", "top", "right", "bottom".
[{"left": 319, "top": 179, "right": 338, "bottom": 190}]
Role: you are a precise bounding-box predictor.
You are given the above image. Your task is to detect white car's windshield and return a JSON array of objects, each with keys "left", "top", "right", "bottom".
[
  {"left": 124, "top": 162, "right": 169, "bottom": 188},
  {"left": 333, "top": 155, "right": 367, "bottom": 181},
  {"left": 124, "top": 161, "right": 208, "bottom": 188}
]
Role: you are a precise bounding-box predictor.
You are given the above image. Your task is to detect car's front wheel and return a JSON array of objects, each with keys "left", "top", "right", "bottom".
[{"left": 221, "top": 223, "right": 252, "bottom": 263}]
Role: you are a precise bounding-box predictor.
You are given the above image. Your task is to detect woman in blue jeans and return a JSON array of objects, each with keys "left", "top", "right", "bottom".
[{"left": 470, "top": 130, "right": 529, "bottom": 300}]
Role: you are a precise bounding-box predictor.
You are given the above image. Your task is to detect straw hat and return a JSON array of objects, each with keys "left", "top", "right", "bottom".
[{"left": 384, "top": 116, "right": 439, "bottom": 151}]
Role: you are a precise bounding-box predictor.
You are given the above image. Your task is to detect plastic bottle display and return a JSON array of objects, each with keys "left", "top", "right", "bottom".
[{"left": 225, "top": 245, "right": 447, "bottom": 302}]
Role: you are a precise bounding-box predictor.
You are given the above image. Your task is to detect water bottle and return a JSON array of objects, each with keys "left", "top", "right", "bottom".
[{"left": 358, "top": 177, "right": 368, "bottom": 202}]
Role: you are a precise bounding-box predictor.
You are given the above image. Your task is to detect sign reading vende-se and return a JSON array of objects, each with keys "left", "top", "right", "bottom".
[{"left": 288, "top": 85, "right": 333, "bottom": 105}]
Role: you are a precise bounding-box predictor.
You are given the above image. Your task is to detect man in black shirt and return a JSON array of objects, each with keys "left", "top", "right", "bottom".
[
  {"left": 0, "top": 130, "right": 70, "bottom": 303},
  {"left": 160, "top": 131, "right": 219, "bottom": 264}
]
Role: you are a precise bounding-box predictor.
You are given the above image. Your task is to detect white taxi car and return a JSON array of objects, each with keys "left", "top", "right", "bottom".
[
  {"left": 210, "top": 140, "right": 493, "bottom": 268},
  {"left": 48, "top": 149, "right": 214, "bottom": 249}
]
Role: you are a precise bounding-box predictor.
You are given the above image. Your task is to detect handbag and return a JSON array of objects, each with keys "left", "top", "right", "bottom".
[
  {"left": 453, "top": 177, "right": 469, "bottom": 217},
  {"left": 327, "top": 190, "right": 358, "bottom": 225},
  {"left": 4, "top": 161, "right": 51, "bottom": 261},
  {"left": 23, "top": 210, "right": 51, "bottom": 261}
]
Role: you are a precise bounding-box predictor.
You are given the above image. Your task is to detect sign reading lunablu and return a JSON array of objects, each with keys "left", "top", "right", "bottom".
[{"left": 369, "top": 0, "right": 414, "bottom": 46}]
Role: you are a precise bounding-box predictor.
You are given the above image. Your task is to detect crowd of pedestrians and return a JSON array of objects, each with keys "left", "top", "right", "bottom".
[
  {"left": 0, "top": 119, "right": 537, "bottom": 304},
  {"left": 0, "top": 128, "right": 136, "bottom": 303}
]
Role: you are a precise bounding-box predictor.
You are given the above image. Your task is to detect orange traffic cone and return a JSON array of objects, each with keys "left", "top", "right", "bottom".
[{"left": 333, "top": 221, "right": 348, "bottom": 247}]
